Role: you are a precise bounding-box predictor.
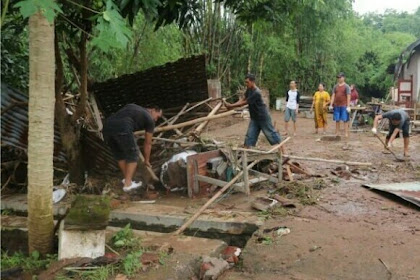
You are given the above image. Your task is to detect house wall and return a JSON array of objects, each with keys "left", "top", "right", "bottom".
[{"left": 402, "top": 50, "right": 420, "bottom": 102}]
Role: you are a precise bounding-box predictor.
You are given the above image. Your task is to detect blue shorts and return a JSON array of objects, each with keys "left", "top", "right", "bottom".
[
  {"left": 333, "top": 106, "right": 349, "bottom": 122},
  {"left": 244, "top": 116, "right": 282, "bottom": 147},
  {"left": 284, "top": 108, "right": 297, "bottom": 122}
]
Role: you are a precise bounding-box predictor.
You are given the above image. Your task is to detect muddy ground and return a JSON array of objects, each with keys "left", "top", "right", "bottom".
[{"left": 202, "top": 110, "right": 420, "bottom": 280}]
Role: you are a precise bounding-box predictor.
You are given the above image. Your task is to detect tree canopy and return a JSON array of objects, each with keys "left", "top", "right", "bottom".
[{"left": 2, "top": 0, "right": 419, "bottom": 101}]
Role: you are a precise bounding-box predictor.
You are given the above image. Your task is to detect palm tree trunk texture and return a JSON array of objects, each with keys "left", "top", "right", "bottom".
[{"left": 27, "top": 11, "right": 55, "bottom": 255}]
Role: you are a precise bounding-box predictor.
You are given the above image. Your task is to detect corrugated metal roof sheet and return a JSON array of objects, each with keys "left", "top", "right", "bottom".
[
  {"left": 1, "top": 83, "right": 118, "bottom": 172},
  {"left": 1, "top": 83, "right": 67, "bottom": 163},
  {"left": 364, "top": 181, "right": 420, "bottom": 207}
]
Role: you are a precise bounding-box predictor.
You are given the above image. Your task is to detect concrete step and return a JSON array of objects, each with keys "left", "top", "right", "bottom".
[
  {"left": 1, "top": 215, "right": 227, "bottom": 258},
  {"left": 1, "top": 194, "right": 261, "bottom": 241}
]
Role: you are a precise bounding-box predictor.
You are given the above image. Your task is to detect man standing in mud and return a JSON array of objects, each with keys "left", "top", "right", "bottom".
[
  {"left": 225, "top": 74, "right": 282, "bottom": 149},
  {"left": 103, "top": 104, "right": 162, "bottom": 192},
  {"left": 329, "top": 72, "right": 351, "bottom": 138}
]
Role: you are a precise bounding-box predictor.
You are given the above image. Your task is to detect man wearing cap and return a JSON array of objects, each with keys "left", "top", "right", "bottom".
[
  {"left": 371, "top": 109, "right": 410, "bottom": 157},
  {"left": 329, "top": 72, "right": 351, "bottom": 137}
]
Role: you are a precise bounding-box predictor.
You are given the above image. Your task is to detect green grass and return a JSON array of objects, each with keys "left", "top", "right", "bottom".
[
  {"left": 111, "top": 223, "right": 141, "bottom": 249},
  {"left": 1, "top": 250, "right": 57, "bottom": 272},
  {"left": 257, "top": 206, "right": 289, "bottom": 221}
]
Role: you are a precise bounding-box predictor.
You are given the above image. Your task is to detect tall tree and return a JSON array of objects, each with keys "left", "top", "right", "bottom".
[{"left": 27, "top": 10, "right": 55, "bottom": 255}]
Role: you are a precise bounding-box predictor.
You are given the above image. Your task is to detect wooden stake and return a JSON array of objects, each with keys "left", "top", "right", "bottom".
[
  {"left": 286, "top": 165, "right": 294, "bottom": 181},
  {"left": 242, "top": 151, "right": 249, "bottom": 195}
]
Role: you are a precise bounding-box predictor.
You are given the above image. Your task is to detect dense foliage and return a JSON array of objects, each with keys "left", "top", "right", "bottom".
[{"left": 2, "top": 0, "right": 419, "bottom": 101}]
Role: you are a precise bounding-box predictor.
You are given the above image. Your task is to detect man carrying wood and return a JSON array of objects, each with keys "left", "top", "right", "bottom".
[
  {"left": 372, "top": 109, "right": 410, "bottom": 157},
  {"left": 103, "top": 104, "right": 162, "bottom": 192},
  {"left": 225, "top": 74, "right": 282, "bottom": 149}
]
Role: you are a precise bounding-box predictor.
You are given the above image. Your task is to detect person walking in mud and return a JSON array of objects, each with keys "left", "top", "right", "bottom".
[
  {"left": 225, "top": 74, "right": 283, "bottom": 150},
  {"left": 103, "top": 104, "right": 162, "bottom": 192}
]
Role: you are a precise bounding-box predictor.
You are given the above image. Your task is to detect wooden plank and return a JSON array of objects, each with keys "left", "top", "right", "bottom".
[
  {"left": 174, "top": 138, "right": 290, "bottom": 234},
  {"left": 350, "top": 110, "right": 357, "bottom": 127},
  {"left": 286, "top": 165, "right": 294, "bottom": 182},
  {"left": 242, "top": 151, "right": 250, "bottom": 195},
  {"left": 247, "top": 153, "right": 278, "bottom": 162},
  {"left": 277, "top": 153, "right": 282, "bottom": 183},
  {"left": 249, "top": 169, "right": 279, "bottom": 184},
  {"left": 186, "top": 150, "right": 222, "bottom": 198},
  {"left": 283, "top": 155, "right": 372, "bottom": 166}
]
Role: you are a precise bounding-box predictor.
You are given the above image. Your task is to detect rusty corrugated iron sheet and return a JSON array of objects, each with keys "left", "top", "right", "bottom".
[
  {"left": 90, "top": 55, "right": 209, "bottom": 117},
  {"left": 1, "top": 83, "right": 67, "bottom": 163},
  {"left": 364, "top": 181, "right": 420, "bottom": 207},
  {"left": 1, "top": 83, "right": 118, "bottom": 172}
]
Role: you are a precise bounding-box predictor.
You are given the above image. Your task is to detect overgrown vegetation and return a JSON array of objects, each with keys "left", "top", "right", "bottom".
[
  {"left": 1, "top": 250, "right": 57, "bottom": 272},
  {"left": 0, "top": 224, "right": 160, "bottom": 279},
  {"left": 111, "top": 223, "right": 141, "bottom": 249}
]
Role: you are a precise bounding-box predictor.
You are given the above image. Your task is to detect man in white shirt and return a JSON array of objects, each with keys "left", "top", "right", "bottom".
[{"left": 284, "top": 80, "right": 300, "bottom": 136}]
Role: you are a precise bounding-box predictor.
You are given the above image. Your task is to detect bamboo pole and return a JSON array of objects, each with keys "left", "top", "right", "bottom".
[
  {"left": 283, "top": 155, "right": 372, "bottom": 166},
  {"left": 157, "top": 102, "right": 190, "bottom": 128},
  {"left": 159, "top": 116, "right": 183, "bottom": 137},
  {"left": 135, "top": 109, "right": 240, "bottom": 136},
  {"left": 173, "top": 139, "right": 289, "bottom": 235},
  {"left": 192, "top": 101, "right": 223, "bottom": 136}
]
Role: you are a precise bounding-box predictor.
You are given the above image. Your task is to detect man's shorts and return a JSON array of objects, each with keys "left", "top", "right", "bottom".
[
  {"left": 284, "top": 107, "right": 297, "bottom": 122},
  {"left": 103, "top": 119, "right": 139, "bottom": 163},
  {"left": 245, "top": 116, "right": 281, "bottom": 147},
  {"left": 333, "top": 106, "right": 349, "bottom": 122},
  {"left": 386, "top": 120, "right": 410, "bottom": 139}
]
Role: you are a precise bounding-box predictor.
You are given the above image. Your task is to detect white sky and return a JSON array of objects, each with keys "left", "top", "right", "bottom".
[{"left": 353, "top": 0, "right": 419, "bottom": 14}]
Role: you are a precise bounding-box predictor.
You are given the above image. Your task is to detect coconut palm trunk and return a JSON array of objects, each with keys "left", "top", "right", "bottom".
[{"left": 27, "top": 11, "right": 55, "bottom": 255}]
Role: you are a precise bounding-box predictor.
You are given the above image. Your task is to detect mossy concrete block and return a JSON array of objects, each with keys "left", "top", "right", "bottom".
[{"left": 64, "top": 195, "right": 110, "bottom": 230}]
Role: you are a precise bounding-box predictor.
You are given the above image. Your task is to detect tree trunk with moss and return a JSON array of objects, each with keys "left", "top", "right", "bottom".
[{"left": 27, "top": 11, "right": 55, "bottom": 255}]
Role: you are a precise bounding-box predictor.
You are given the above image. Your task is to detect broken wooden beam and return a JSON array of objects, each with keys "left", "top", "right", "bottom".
[
  {"left": 233, "top": 137, "right": 291, "bottom": 154},
  {"left": 283, "top": 155, "right": 372, "bottom": 166},
  {"left": 135, "top": 109, "right": 242, "bottom": 136},
  {"left": 192, "top": 101, "right": 223, "bottom": 137}
]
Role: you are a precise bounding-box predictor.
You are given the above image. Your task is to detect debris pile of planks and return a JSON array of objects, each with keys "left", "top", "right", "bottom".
[{"left": 134, "top": 97, "right": 244, "bottom": 176}]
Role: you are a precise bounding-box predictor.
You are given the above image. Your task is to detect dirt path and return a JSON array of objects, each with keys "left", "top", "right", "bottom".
[{"left": 203, "top": 111, "right": 420, "bottom": 280}]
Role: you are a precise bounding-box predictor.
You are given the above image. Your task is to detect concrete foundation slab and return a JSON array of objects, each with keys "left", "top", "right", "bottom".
[
  {"left": 58, "top": 222, "right": 105, "bottom": 260},
  {"left": 1, "top": 195, "right": 261, "bottom": 239}
]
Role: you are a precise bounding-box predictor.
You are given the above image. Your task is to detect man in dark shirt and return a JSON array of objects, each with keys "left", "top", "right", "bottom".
[
  {"left": 103, "top": 104, "right": 162, "bottom": 192},
  {"left": 225, "top": 74, "right": 281, "bottom": 148},
  {"left": 372, "top": 109, "right": 410, "bottom": 157}
]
